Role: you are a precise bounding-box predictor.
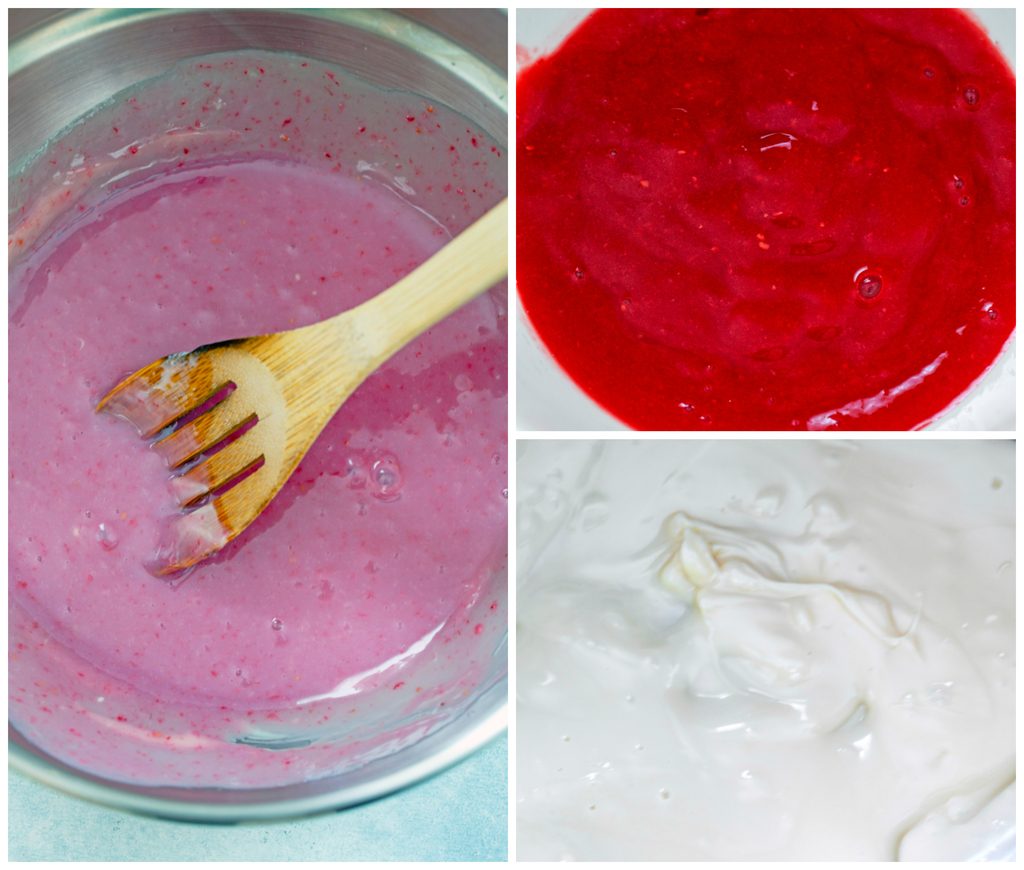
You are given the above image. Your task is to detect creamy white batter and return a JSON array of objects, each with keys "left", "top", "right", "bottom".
[{"left": 517, "top": 441, "right": 1015, "bottom": 861}]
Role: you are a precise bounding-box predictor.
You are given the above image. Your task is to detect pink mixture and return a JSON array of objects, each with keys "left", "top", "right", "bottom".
[{"left": 9, "top": 54, "right": 507, "bottom": 787}]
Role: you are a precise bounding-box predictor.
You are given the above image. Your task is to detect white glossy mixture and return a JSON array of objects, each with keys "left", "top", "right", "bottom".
[{"left": 517, "top": 441, "right": 1015, "bottom": 861}]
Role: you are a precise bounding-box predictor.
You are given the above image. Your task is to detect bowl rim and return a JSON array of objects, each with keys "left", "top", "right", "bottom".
[
  {"left": 9, "top": 7, "right": 508, "bottom": 108},
  {"left": 9, "top": 5, "right": 508, "bottom": 821},
  {"left": 9, "top": 696, "right": 507, "bottom": 823}
]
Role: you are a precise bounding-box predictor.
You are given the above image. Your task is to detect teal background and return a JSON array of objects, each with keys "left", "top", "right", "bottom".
[{"left": 8, "top": 734, "right": 507, "bottom": 861}]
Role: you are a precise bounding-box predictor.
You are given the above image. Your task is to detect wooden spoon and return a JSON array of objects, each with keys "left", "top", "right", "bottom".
[{"left": 97, "top": 198, "right": 507, "bottom": 575}]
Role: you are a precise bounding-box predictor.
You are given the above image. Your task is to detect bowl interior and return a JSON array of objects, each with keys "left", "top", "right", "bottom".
[
  {"left": 9, "top": 8, "right": 507, "bottom": 820},
  {"left": 514, "top": 8, "right": 1015, "bottom": 432}
]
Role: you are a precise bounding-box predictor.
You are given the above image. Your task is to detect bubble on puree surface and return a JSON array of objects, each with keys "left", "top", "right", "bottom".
[
  {"left": 517, "top": 9, "right": 1015, "bottom": 430},
  {"left": 9, "top": 53, "right": 507, "bottom": 787}
]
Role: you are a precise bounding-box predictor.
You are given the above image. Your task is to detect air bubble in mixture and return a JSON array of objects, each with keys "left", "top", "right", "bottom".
[{"left": 370, "top": 455, "right": 403, "bottom": 502}]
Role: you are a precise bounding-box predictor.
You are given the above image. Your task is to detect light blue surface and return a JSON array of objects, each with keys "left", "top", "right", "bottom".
[{"left": 8, "top": 734, "right": 507, "bottom": 861}]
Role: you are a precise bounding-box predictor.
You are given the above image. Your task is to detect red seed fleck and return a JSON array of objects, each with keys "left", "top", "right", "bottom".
[
  {"left": 282, "top": 117, "right": 292, "bottom": 127},
  {"left": 183, "top": 147, "right": 190, "bottom": 155},
  {"left": 406, "top": 115, "right": 415, "bottom": 122},
  {"left": 393, "top": 681, "right": 405, "bottom": 690}
]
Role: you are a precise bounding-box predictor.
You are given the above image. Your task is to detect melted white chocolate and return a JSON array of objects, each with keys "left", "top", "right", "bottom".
[{"left": 517, "top": 441, "right": 1014, "bottom": 861}]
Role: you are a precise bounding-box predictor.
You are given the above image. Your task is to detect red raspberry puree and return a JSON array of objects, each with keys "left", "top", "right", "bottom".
[
  {"left": 517, "top": 9, "right": 1015, "bottom": 430},
  {"left": 10, "top": 54, "right": 507, "bottom": 786}
]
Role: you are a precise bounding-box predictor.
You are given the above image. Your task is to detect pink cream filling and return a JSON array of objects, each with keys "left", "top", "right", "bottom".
[{"left": 9, "top": 53, "right": 507, "bottom": 787}]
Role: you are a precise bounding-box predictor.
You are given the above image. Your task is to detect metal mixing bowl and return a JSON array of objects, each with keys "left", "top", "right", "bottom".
[{"left": 8, "top": 7, "right": 508, "bottom": 822}]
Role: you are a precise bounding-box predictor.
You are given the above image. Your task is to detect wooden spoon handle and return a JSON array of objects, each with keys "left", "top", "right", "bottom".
[{"left": 343, "top": 197, "right": 508, "bottom": 369}]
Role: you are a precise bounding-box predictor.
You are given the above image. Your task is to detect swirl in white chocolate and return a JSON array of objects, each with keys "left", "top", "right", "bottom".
[{"left": 517, "top": 440, "right": 1014, "bottom": 861}]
